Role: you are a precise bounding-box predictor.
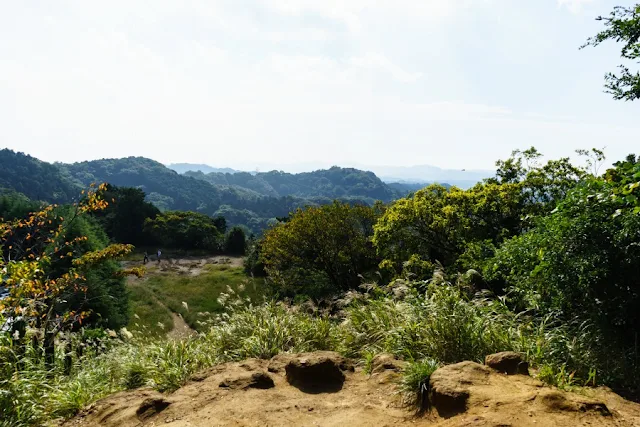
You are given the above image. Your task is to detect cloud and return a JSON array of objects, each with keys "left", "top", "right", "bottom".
[{"left": 1, "top": 0, "right": 638, "bottom": 172}]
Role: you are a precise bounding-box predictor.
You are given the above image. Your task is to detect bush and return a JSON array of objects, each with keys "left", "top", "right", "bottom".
[{"left": 260, "top": 202, "right": 380, "bottom": 298}]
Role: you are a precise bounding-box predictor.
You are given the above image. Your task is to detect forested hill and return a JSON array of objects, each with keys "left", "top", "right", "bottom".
[
  {"left": 184, "top": 167, "right": 400, "bottom": 200},
  {"left": 0, "top": 150, "right": 422, "bottom": 233},
  {"left": 0, "top": 149, "right": 78, "bottom": 203}
]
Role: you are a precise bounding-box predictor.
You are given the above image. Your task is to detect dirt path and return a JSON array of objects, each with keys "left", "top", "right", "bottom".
[
  {"left": 167, "top": 312, "right": 195, "bottom": 340},
  {"left": 125, "top": 256, "right": 242, "bottom": 339}
]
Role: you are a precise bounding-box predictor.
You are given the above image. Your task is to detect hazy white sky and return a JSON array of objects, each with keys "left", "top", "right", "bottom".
[{"left": 1, "top": 0, "right": 638, "bottom": 171}]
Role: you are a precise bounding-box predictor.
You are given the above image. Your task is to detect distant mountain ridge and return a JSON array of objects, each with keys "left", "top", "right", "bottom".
[
  {"left": 167, "top": 163, "right": 244, "bottom": 175},
  {"left": 169, "top": 162, "right": 491, "bottom": 189},
  {"left": 183, "top": 167, "right": 401, "bottom": 200},
  {"left": 0, "top": 150, "right": 457, "bottom": 233}
]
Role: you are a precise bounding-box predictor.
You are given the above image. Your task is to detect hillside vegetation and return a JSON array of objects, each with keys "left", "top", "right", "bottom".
[{"left": 0, "top": 150, "right": 423, "bottom": 234}]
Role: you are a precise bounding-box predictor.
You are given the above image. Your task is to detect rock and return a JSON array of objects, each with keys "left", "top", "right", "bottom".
[
  {"left": 539, "top": 391, "right": 610, "bottom": 416},
  {"left": 218, "top": 371, "right": 275, "bottom": 390},
  {"left": 267, "top": 353, "right": 292, "bottom": 373},
  {"left": 485, "top": 352, "right": 529, "bottom": 375},
  {"left": 370, "top": 353, "right": 407, "bottom": 374},
  {"left": 429, "top": 361, "right": 491, "bottom": 418},
  {"left": 136, "top": 398, "right": 171, "bottom": 421},
  {"left": 284, "top": 351, "right": 352, "bottom": 393}
]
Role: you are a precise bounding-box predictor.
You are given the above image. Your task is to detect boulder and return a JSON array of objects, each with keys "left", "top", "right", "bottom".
[
  {"left": 136, "top": 398, "right": 171, "bottom": 421},
  {"left": 370, "top": 353, "right": 407, "bottom": 374},
  {"left": 485, "top": 351, "right": 529, "bottom": 375},
  {"left": 429, "top": 361, "right": 491, "bottom": 418},
  {"left": 283, "top": 351, "right": 352, "bottom": 393},
  {"left": 218, "top": 371, "right": 275, "bottom": 390}
]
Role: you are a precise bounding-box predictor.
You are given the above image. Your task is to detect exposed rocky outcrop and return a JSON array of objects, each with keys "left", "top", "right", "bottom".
[{"left": 65, "top": 352, "right": 640, "bottom": 427}]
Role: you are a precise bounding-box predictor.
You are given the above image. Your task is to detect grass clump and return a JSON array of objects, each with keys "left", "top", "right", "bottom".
[{"left": 399, "top": 359, "right": 440, "bottom": 412}]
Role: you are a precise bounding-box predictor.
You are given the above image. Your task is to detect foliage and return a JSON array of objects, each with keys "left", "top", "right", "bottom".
[
  {"left": 243, "top": 238, "right": 267, "bottom": 277},
  {"left": 186, "top": 166, "right": 401, "bottom": 201},
  {"left": 485, "top": 178, "right": 640, "bottom": 343},
  {"left": 224, "top": 226, "right": 247, "bottom": 255},
  {"left": 1, "top": 184, "right": 135, "bottom": 342},
  {"left": 0, "top": 149, "right": 78, "bottom": 204},
  {"left": 583, "top": 4, "right": 640, "bottom": 101},
  {"left": 261, "top": 202, "right": 380, "bottom": 298},
  {"left": 0, "top": 191, "right": 40, "bottom": 221},
  {"left": 143, "top": 211, "right": 225, "bottom": 252},
  {"left": 90, "top": 185, "right": 160, "bottom": 245},
  {"left": 54, "top": 210, "right": 130, "bottom": 330},
  {"left": 373, "top": 183, "right": 524, "bottom": 274}
]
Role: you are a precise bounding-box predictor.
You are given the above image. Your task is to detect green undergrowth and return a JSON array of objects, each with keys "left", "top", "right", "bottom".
[
  {"left": 2, "top": 278, "right": 637, "bottom": 426},
  {"left": 127, "top": 284, "right": 174, "bottom": 337},
  {"left": 126, "top": 263, "right": 266, "bottom": 336},
  {"left": 142, "top": 264, "right": 265, "bottom": 332}
]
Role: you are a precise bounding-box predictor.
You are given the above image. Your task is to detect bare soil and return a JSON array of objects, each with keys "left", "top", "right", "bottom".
[
  {"left": 167, "top": 312, "right": 195, "bottom": 340},
  {"left": 125, "top": 256, "right": 244, "bottom": 276},
  {"left": 64, "top": 353, "right": 640, "bottom": 427}
]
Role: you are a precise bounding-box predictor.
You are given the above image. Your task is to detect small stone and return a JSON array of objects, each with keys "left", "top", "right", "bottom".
[{"left": 485, "top": 352, "right": 529, "bottom": 375}]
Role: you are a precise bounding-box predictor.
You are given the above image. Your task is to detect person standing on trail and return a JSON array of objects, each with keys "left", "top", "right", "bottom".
[
  {"left": 143, "top": 251, "right": 149, "bottom": 264},
  {"left": 157, "top": 249, "right": 162, "bottom": 263}
]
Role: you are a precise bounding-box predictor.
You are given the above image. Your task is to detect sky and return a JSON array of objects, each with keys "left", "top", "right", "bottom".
[{"left": 1, "top": 0, "right": 639, "bottom": 172}]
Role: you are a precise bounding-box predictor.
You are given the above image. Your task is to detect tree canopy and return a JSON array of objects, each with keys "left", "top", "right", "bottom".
[{"left": 583, "top": 4, "right": 640, "bottom": 101}]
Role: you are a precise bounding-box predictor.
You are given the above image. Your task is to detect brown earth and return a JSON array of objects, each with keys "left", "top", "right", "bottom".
[
  {"left": 64, "top": 352, "right": 640, "bottom": 427},
  {"left": 124, "top": 255, "right": 244, "bottom": 276}
]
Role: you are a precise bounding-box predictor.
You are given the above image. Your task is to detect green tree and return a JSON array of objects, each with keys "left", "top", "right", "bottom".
[
  {"left": 52, "top": 208, "right": 130, "bottom": 329},
  {"left": 485, "top": 175, "right": 640, "bottom": 341},
  {"left": 244, "top": 237, "right": 266, "bottom": 277},
  {"left": 261, "top": 202, "right": 380, "bottom": 298},
  {"left": 224, "top": 226, "right": 247, "bottom": 255},
  {"left": 373, "top": 183, "right": 524, "bottom": 276},
  {"left": 1, "top": 184, "right": 136, "bottom": 365},
  {"left": 91, "top": 185, "right": 160, "bottom": 245},
  {"left": 582, "top": 4, "right": 640, "bottom": 101},
  {"left": 143, "top": 211, "right": 224, "bottom": 251},
  {"left": 0, "top": 190, "right": 39, "bottom": 220}
]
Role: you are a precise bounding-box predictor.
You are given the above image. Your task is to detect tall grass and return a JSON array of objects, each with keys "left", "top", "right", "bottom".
[
  {"left": 2, "top": 276, "right": 636, "bottom": 426},
  {"left": 141, "top": 264, "right": 265, "bottom": 331}
]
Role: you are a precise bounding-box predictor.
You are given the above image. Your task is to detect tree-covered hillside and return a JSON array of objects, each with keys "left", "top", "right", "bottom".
[
  {"left": 0, "top": 149, "right": 79, "bottom": 204},
  {"left": 0, "top": 151, "right": 414, "bottom": 233},
  {"left": 184, "top": 166, "right": 401, "bottom": 201}
]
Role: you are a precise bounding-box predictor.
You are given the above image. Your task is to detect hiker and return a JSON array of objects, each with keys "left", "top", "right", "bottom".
[
  {"left": 157, "top": 249, "right": 162, "bottom": 263},
  {"left": 143, "top": 251, "right": 149, "bottom": 264}
]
